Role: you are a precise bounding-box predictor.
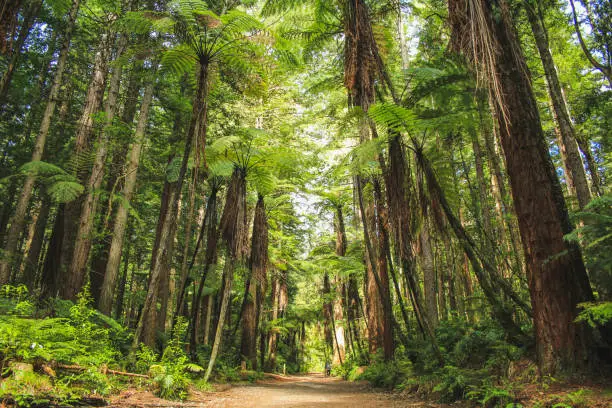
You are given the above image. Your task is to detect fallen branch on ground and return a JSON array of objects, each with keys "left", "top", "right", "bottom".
[{"left": 53, "top": 363, "right": 149, "bottom": 378}]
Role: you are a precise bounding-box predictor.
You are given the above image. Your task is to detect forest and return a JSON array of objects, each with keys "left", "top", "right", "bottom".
[{"left": 0, "top": 0, "right": 611, "bottom": 406}]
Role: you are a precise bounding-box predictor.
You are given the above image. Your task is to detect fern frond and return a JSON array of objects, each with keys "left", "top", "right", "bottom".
[
  {"left": 19, "top": 161, "right": 67, "bottom": 177},
  {"left": 368, "top": 103, "right": 416, "bottom": 133},
  {"left": 160, "top": 44, "right": 197, "bottom": 77},
  {"left": 47, "top": 181, "right": 85, "bottom": 203}
]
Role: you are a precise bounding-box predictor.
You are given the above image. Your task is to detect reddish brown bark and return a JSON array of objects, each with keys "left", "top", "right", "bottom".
[
  {"left": 449, "top": 0, "right": 597, "bottom": 374},
  {"left": 240, "top": 195, "right": 268, "bottom": 369}
]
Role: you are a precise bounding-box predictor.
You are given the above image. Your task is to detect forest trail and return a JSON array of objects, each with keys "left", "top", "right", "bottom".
[{"left": 110, "top": 374, "right": 448, "bottom": 407}]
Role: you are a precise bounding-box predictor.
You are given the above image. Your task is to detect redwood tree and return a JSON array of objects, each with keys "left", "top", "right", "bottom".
[{"left": 449, "top": 0, "right": 598, "bottom": 374}]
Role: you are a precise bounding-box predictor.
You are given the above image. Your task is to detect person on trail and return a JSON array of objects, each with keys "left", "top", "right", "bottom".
[{"left": 325, "top": 360, "right": 331, "bottom": 377}]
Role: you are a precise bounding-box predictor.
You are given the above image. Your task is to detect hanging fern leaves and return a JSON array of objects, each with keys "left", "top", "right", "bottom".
[
  {"left": 47, "top": 181, "right": 85, "bottom": 203},
  {"left": 248, "top": 165, "right": 278, "bottom": 196},
  {"left": 345, "top": 137, "right": 384, "bottom": 176},
  {"left": 261, "top": 0, "right": 308, "bottom": 17},
  {"left": 161, "top": 45, "right": 197, "bottom": 77},
  {"left": 368, "top": 103, "right": 416, "bottom": 134},
  {"left": 403, "top": 66, "right": 469, "bottom": 108},
  {"left": 207, "top": 158, "right": 235, "bottom": 178},
  {"left": 208, "top": 135, "right": 242, "bottom": 157},
  {"left": 18, "top": 161, "right": 67, "bottom": 177}
]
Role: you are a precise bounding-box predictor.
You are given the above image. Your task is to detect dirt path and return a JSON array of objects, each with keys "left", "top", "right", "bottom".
[{"left": 110, "top": 374, "right": 444, "bottom": 407}]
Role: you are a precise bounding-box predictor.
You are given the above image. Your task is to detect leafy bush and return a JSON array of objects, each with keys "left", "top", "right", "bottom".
[
  {"left": 575, "top": 301, "right": 612, "bottom": 327},
  {"left": 466, "top": 383, "right": 517, "bottom": 407},
  {"left": 398, "top": 319, "right": 526, "bottom": 404},
  {"left": 566, "top": 194, "right": 612, "bottom": 299},
  {"left": 0, "top": 287, "right": 125, "bottom": 368},
  {"left": 431, "top": 365, "right": 470, "bottom": 402},
  {"left": 0, "top": 371, "right": 54, "bottom": 406},
  {"left": 213, "top": 362, "right": 242, "bottom": 383},
  {"left": 149, "top": 318, "right": 203, "bottom": 400},
  {"left": 0, "top": 286, "right": 132, "bottom": 405},
  {"left": 357, "top": 360, "right": 411, "bottom": 389}
]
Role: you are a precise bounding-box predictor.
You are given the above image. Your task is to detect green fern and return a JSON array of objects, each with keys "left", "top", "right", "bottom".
[
  {"left": 18, "top": 161, "right": 67, "bottom": 177},
  {"left": 47, "top": 181, "right": 85, "bottom": 203}
]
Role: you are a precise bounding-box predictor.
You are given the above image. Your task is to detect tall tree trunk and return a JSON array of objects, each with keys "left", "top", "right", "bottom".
[
  {"left": 99, "top": 76, "right": 154, "bottom": 314},
  {"left": 60, "top": 31, "right": 114, "bottom": 299},
  {"left": 69, "top": 29, "right": 130, "bottom": 301},
  {"left": 114, "top": 238, "right": 130, "bottom": 321},
  {"left": 437, "top": 237, "right": 449, "bottom": 320},
  {"left": 417, "top": 149, "right": 528, "bottom": 342},
  {"left": 363, "top": 197, "right": 385, "bottom": 355},
  {"left": 204, "top": 168, "right": 247, "bottom": 381},
  {"left": 526, "top": 2, "right": 591, "bottom": 209},
  {"left": 266, "top": 273, "right": 280, "bottom": 371},
  {"left": 157, "top": 197, "right": 182, "bottom": 333},
  {"left": 346, "top": 271, "right": 363, "bottom": 355},
  {"left": 0, "top": 0, "right": 42, "bottom": 105},
  {"left": 384, "top": 135, "right": 441, "bottom": 360},
  {"left": 21, "top": 197, "right": 50, "bottom": 289},
  {"left": 575, "top": 136, "right": 602, "bottom": 197},
  {"left": 332, "top": 275, "right": 346, "bottom": 365},
  {"left": 202, "top": 295, "right": 212, "bottom": 345},
  {"left": 420, "top": 225, "right": 438, "bottom": 329},
  {"left": 40, "top": 205, "right": 64, "bottom": 298},
  {"left": 240, "top": 195, "right": 268, "bottom": 370},
  {"left": 189, "top": 185, "right": 220, "bottom": 353},
  {"left": 135, "top": 62, "right": 209, "bottom": 347},
  {"left": 91, "top": 60, "right": 143, "bottom": 305},
  {"left": 0, "top": 0, "right": 80, "bottom": 285},
  {"left": 356, "top": 177, "right": 395, "bottom": 361},
  {"left": 322, "top": 272, "right": 334, "bottom": 356},
  {"left": 449, "top": 0, "right": 597, "bottom": 374},
  {"left": 470, "top": 128, "right": 495, "bottom": 254},
  {"left": 482, "top": 113, "right": 523, "bottom": 274},
  {"left": 175, "top": 172, "right": 199, "bottom": 319},
  {"left": 332, "top": 205, "right": 347, "bottom": 365}
]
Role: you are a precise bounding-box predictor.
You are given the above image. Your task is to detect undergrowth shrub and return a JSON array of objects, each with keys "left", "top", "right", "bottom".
[
  {"left": 357, "top": 360, "right": 411, "bottom": 389},
  {"left": 149, "top": 318, "right": 203, "bottom": 400},
  {"left": 0, "top": 371, "right": 54, "bottom": 406},
  {"left": 395, "top": 319, "right": 526, "bottom": 404},
  {"left": 0, "top": 285, "right": 130, "bottom": 405},
  {"left": 213, "top": 362, "right": 242, "bottom": 383},
  {"left": 466, "top": 382, "right": 517, "bottom": 407},
  {"left": 0, "top": 286, "right": 126, "bottom": 368}
]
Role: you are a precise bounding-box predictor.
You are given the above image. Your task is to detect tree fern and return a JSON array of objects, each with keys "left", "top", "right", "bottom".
[{"left": 18, "top": 161, "right": 67, "bottom": 177}]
